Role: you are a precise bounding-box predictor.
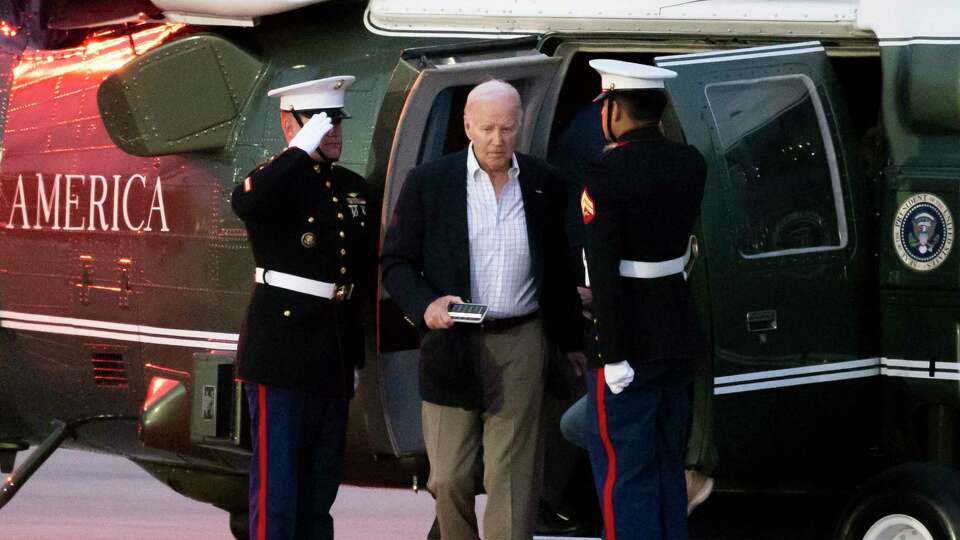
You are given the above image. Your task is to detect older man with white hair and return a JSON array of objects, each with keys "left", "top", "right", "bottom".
[{"left": 381, "top": 80, "right": 585, "bottom": 540}]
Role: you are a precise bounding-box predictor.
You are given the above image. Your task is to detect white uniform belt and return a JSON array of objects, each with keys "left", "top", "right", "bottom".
[
  {"left": 255, "top": 267, "right": 336, "bottom": 299},
  {"left": 619, "top": 240, "right": 692, "bottom": 280}
]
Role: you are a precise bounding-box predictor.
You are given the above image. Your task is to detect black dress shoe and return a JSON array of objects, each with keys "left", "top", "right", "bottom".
[
  {"left": 426, "top": 516, "right": 441, "bottom": 540},
  {"left": 535, "top": 501, "right": 586, "bottom": 536}
]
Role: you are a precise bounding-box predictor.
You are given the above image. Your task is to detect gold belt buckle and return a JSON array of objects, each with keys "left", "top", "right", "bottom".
[{"left": 333, "top": 283, "right": 354, "bottom": 301}]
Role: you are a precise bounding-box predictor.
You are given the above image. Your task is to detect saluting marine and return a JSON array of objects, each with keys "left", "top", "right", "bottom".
[
  {"left": 231, "top": 72, "right": 373, "bottom": 540},
  {"left": 581, "top": 59, "right": 708, "bottom": 540}
]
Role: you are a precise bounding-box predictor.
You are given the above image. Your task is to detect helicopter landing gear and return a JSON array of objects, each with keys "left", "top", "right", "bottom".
[{"left": 835, "top": 463, "right": 960, "bottom": 540}]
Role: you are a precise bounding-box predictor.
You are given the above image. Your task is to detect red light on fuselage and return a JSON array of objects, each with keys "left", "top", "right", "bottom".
[
  {"left": 143, "top": 376, "right": 181, "bottom": 412},
  {"left": 0, "top": 20, "right": 17, "bottom": 38},
  {"left": 12, "top": 23, "right": 184, "bottom": 84},
  {"left": 144, "top": 363, "right": 189, "bottom": 377}
]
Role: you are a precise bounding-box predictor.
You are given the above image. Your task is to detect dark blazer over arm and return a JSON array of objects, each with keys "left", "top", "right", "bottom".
[
  {"left": 380, "top": 158, "right": 456, "bottom": 329},
  {"left": 381, "top": 152, "right": 477, "bottom": 408},
  {"left": 232, "top": 148, "right": 316, "bottom": 222}
]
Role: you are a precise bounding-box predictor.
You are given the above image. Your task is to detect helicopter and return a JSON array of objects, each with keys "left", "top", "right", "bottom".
[{"left": 1, "top": 0, "right": 959, "bottom": 539}]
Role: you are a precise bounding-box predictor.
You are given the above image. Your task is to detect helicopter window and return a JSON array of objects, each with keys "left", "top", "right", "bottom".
[
  {"left": 417, "top": 85, "right": 471, "bottom": 165},
  {"left": 705, "top": 75, "right": 848, "bottom": 258}
]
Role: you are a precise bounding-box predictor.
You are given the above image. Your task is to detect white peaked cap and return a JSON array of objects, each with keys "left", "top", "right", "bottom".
[
  {"left": 267, "top": 75, "right": 355, "bottom": 112},
  {"left": 589, "top": 59, "right": 676, "bottom": 101}
]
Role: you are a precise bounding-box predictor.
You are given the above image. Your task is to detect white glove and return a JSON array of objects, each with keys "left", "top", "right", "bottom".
[
  {"left": 604, "top": 360, "right": 635, "bottom": 394},
  {"left": 288, "top": 112, "right": 333, "bottom": 160}
]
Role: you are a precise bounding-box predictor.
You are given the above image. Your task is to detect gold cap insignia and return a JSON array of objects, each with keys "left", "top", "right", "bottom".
[{"left": 334, "top": 80, "right": 344, "bottom": 90}]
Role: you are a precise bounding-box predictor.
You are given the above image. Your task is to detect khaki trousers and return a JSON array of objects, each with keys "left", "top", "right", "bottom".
[{"left": 422, "top": 318, "right": 546, "bottom": 540}]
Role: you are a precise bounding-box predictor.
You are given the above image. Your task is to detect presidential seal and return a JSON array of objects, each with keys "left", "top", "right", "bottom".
[{"left": 893, "top": 193, "right": 954, "bottom": 271}]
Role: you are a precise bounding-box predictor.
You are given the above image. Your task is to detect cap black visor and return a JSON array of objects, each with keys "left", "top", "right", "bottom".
[{"left": 297, "top": 107, "right": 351, "bottom": 120}]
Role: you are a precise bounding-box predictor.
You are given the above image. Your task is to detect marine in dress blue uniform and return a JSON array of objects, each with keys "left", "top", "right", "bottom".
[
  {"left": 581, "top": 60, "right": 707, "bottom": 540},
  {"left": 231, "top": 73, "right": 374, "bottom": 540}
]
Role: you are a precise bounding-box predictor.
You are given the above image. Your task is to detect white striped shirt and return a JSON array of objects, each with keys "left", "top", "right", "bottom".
[{"left": 466, "top": 145, "right": 538, "bottom": 318}]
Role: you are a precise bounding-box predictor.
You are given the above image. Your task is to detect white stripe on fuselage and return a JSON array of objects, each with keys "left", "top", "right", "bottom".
[
  {"left": 714, "top": 367, "right": 880, "bottom": 395},
  {"left": 0, "top": 310, "right": 239, "bottom": 340},
  {"left": 656, "top": 41, "right": 822, "bottom": 61},
  {"left": 4, "top": 310, "right": 954, "bottom": 391},
  {"left": 657, "top": 46, "right": 824, "bottom": 67},
  {"left": 0, "top": 310, "right": 238, "bottom": 350},
  {"left": 714, "top": 357, "right": 959, "bottom": 395},
  {"left": 714, "top": 358, "right": 881, "bottom": 385},
  {"left": 880, "top": 38, "right": 960, "bottom": 47}
]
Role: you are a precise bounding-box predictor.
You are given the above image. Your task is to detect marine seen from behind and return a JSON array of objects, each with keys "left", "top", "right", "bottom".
[{"left": 581, "top": 59, "right": 708, "bottom": 540}]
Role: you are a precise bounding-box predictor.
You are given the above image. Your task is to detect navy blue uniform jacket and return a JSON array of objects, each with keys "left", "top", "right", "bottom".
[
  {"left": 231, "top": 148, "right": 374, "bottom": 397},
  {"left": 380, "top": 150, "right": 584, "bottom": 409},
  {"left": 583, "top": 127, "right": 707, "bottom": 370}
]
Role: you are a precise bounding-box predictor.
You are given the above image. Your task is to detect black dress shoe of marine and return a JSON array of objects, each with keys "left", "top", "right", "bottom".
[{"left": 535, "top": 501, "right": 584, "bottom": 536}]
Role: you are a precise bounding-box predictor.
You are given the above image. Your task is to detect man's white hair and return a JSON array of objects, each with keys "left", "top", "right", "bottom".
[{"left": 464, "top": 79, "right": 523, "bottom": 119}]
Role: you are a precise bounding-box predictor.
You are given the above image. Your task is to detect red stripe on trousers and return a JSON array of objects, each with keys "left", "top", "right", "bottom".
[
  {"left": 596, "top": 369, "right": 617, "bottom": 540},
  {"left": 258, "top": 384, "right": 268, "bottom": 540}
]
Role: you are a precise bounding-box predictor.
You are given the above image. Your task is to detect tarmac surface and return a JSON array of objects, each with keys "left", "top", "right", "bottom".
[{"left": 2, "top": 448, "right": 841, "bottom": 539}]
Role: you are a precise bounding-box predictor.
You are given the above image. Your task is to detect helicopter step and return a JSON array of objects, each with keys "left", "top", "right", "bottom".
[
  {"left": 0, "top": 420, "right": 68, "bottom": 510},
  {"left": 0, "top": 414, "right": 136, "bottom": 511}
]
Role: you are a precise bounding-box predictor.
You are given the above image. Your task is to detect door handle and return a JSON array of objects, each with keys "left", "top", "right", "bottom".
[{"left": 747, "top": 310, "right": 777, "bottom": 332}]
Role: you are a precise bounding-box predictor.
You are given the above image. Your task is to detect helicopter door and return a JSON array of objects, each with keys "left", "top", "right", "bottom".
[
  {"left": 657, "top": 43, "right": 875, "bottom": 484},
  {"left": 366, "top": 39, "right": 564, "bottom": 457}
]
